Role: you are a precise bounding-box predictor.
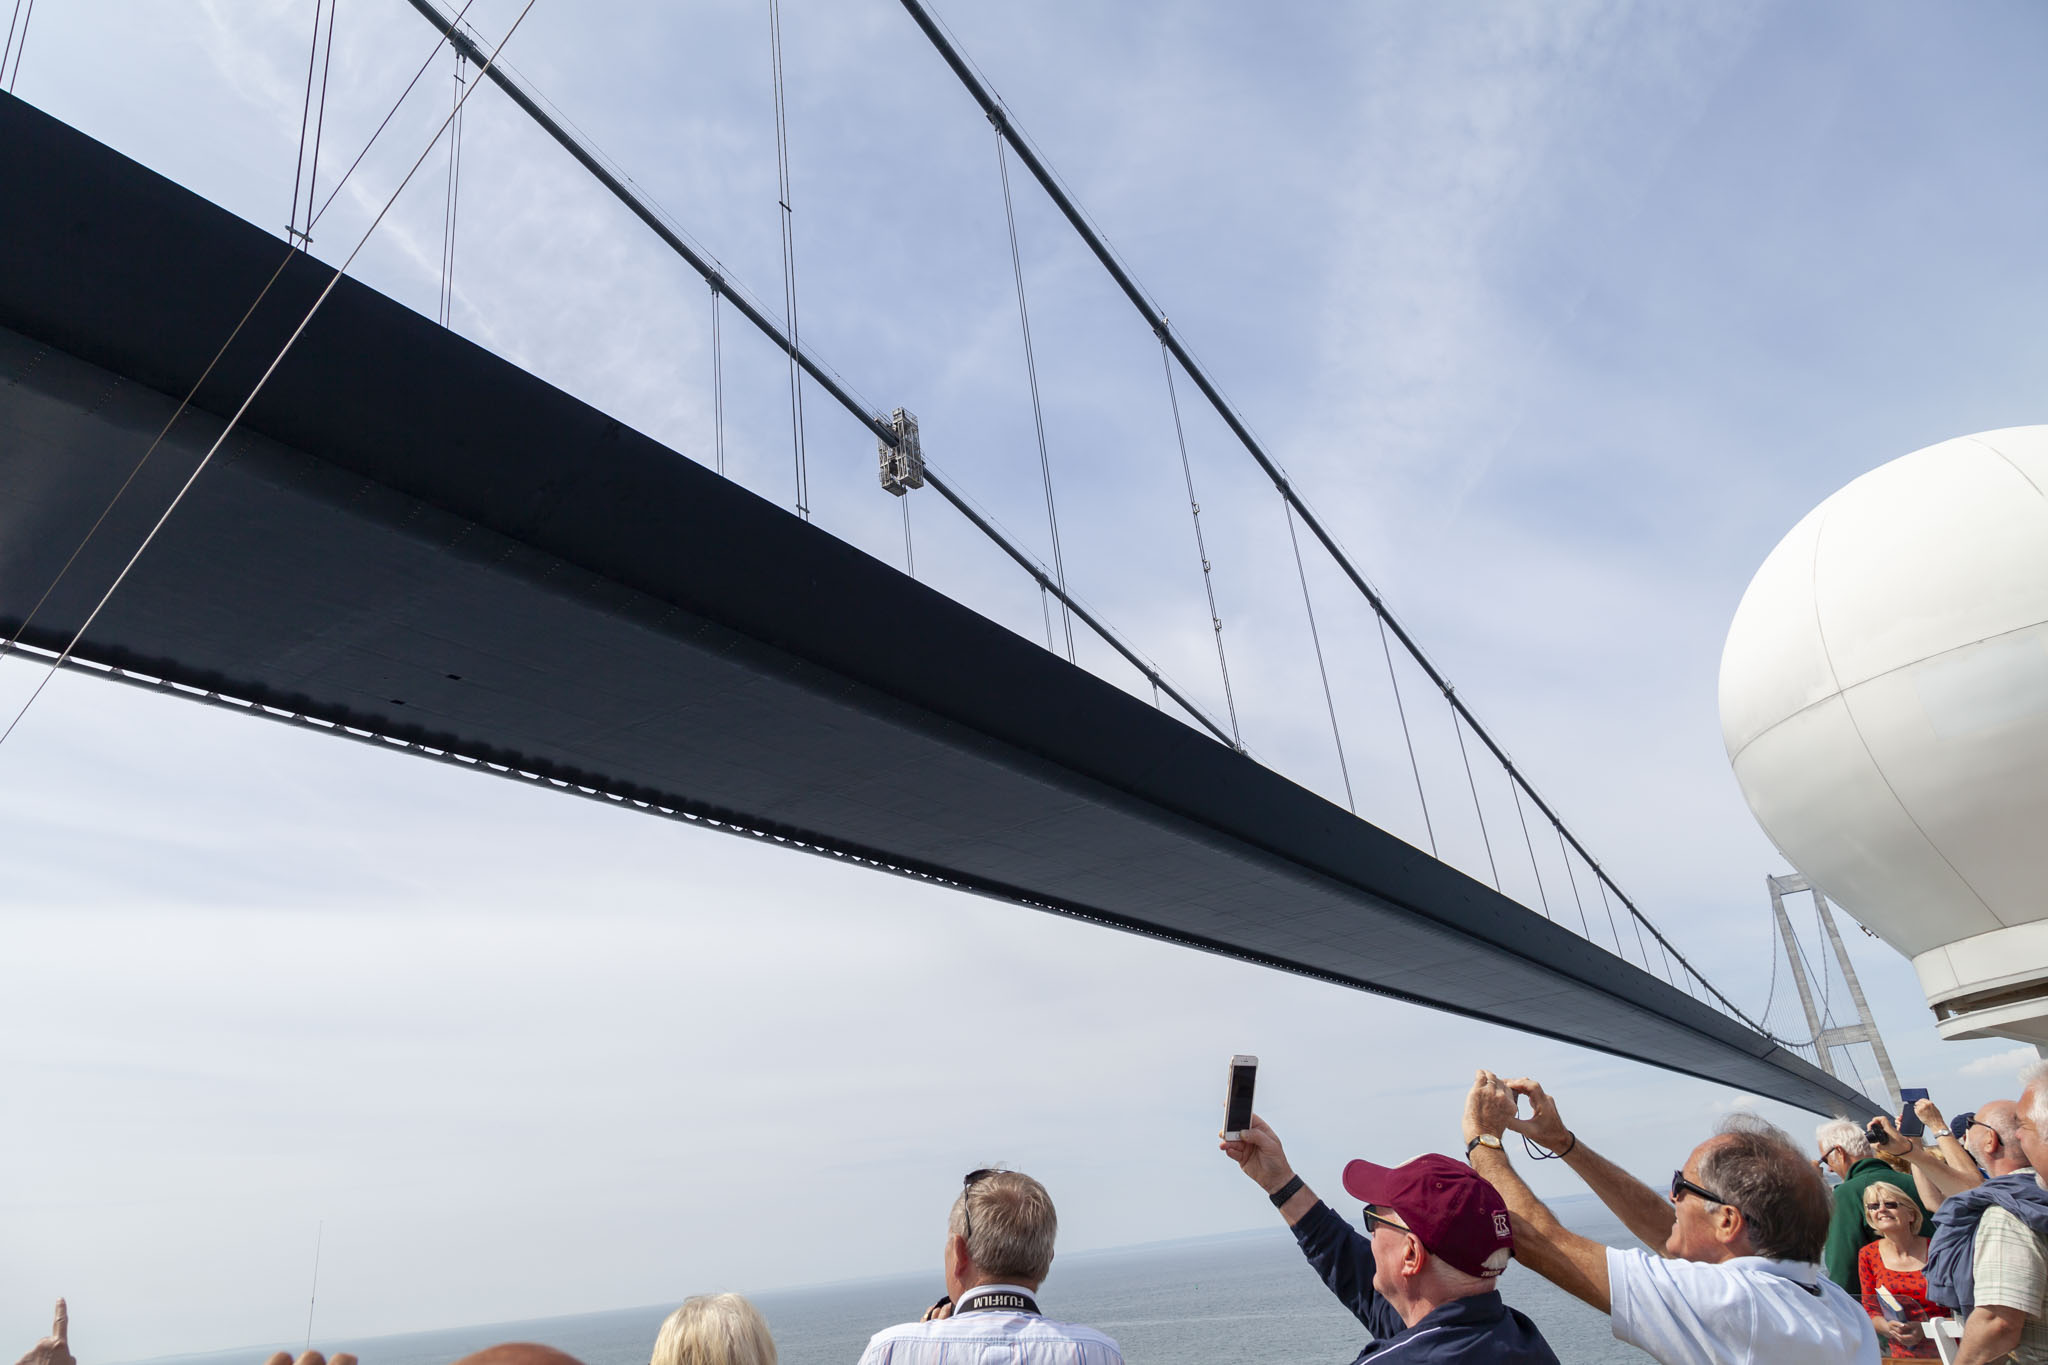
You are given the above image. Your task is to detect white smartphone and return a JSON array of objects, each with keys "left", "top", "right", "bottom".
[{"left": 1223, "top": 1054, "right": 1258, "bottom": 1140}]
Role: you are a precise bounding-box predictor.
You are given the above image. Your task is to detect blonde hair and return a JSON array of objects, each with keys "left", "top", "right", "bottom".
[
  {"left": 651, "top": 1294, "right": 776, "bottom": 1365},
  {"left": 1860, "top": 1177, "right": 1918, "bottom": 1232}
]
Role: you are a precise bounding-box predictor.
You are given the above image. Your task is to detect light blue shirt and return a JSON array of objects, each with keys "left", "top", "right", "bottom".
[{"left": 855, "top": 1285, "right": 1124, "bottom": 1365}]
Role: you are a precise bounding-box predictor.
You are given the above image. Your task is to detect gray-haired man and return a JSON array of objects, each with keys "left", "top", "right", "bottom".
[{"left": 856, "top": 1168, "right": 1124, "bottom": 1365}]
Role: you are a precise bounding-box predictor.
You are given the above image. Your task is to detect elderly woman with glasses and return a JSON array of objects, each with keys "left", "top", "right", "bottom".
[{"left": 1856, "top": 1175, "right": 1949, "bottom": 1359}]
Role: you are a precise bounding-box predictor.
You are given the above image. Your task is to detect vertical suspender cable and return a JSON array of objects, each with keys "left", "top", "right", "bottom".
[
  {"left": 900, "top": 499, "right": 916, "bottom": 579},
  {"left": 288, "top": 0, "right": 323, "bottom": 241},
  {"left": 709, "top": 282, "right": 726, "bottom": 476},
  {"left": 1378, "top": 613, "right": 1432, "bottom": 855},
  {"left": 995, "top": 129, "right": 1074, "bottom": 661},
  {"left": 1510, "top": 778, "right": 1550, "bottom": 919},
  {"left": 1159, "top": 338, "right": 1239, "bottom": 749},
  {"left": 1449, "top": 700, "right": 1498, "bottom": 890},
  {"left": 306, "top": 0, "right": 338, "bottom": 235},
  {"left": 0, "top": 0, "right": 28, "bottom": 90},
  {"left": 1285, "top": 497, "right": 1351, "bottom": 810},
  {"left": 1603, "top": 878, "right": 1649, "bottom": 970},
  {"left": 1553, "top": 824, "right": 1593, "bottom": 938},
  {"left": 765, "top": 0, "right": 810, "bottom": 520},
  {"left": 0, "top": 0, "right": 22, "bottom": 89},
  {"left": 437, "top": 51, "right": 466, "bottom": 327}
]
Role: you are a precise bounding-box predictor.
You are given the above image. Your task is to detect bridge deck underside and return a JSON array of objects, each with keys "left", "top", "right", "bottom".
[{"left": 0, "top": 93, "right": 1868, "bottom": 1116}]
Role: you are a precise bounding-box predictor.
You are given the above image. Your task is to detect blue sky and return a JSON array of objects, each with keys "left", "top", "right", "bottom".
[{"left": 3, "top": 0, "right": 2047, "bottom": 1358}]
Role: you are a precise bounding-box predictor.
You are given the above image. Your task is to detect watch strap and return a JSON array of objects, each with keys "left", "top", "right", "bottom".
[{"left": 1269, "top": 1174, "right": 1305, "bottom": 1207}]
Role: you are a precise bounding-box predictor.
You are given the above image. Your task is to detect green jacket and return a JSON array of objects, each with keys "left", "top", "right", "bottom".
[{"left": 1823, "top": 1156, "right": 1931, "bottom": 1294}]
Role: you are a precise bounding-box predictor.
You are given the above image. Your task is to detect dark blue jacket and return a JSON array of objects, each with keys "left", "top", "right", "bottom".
[
  {"left": 1925, "top": 1171, "right": 2048, "bottom": 1311},
  {"left": 1292, "top": 1200, "right": 1560, "bottom": 1363}
]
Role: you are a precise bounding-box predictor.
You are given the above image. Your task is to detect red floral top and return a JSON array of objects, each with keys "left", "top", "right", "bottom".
[{"left": 1859, "top": 1238, "right": 1951, "bottom": 1359}]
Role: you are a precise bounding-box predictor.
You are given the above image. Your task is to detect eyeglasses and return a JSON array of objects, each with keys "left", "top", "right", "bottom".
[
  {"left": 1814, "top": 1145, "right": 1846, "bottom": 1170},
  {"left": 1864, "top": 1200, "right": 1908, "bottom": 1212},
  {"left": 1361, "top": 1206, "right": 1416, "bottom": 1238},
  {"left": 960, "top": 1168, "right": 996, "bottom": 1245},
  {"left": 1671, "top": 1169, "right": 1737, "bottom": 1213}
]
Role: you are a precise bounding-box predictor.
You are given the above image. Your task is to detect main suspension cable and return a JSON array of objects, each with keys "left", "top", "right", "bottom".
[
  {"left": 892, "top": 0, "right": 1789, "bottom": 1040},
  {"left": 1285, "top": 497, "right": 1351, "bottom": 810},
  {"left": 766, "top": 0, "right": 810, "bottom": 520},
  {"left": 996, "top": 129, "right": 1074, "bottom": 661},
  {"left": 0, "top": 0, "right": 543, "bottom": 752}
]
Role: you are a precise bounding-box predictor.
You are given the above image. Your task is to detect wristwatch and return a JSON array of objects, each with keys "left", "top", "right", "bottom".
[{"left": 1465, "top": 1133, "right": 1504, "bottom": 1156}]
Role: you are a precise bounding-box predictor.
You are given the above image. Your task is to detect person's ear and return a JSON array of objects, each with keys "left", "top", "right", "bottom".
[{"left": 1716, "top": 1204, "right": 1744, "bottom": 1243}]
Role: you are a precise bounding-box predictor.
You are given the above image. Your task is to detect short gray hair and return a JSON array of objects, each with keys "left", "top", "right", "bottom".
[
  {"left": 949, "top": 1169, "right": 1058, "bottom": 1283},
  {"left": 1815, "top": 1118, "right": 1872, "bottom": 1161},
  {"left": 1705, "top": 1113, "right": 1833, "bottom": 1261},
  {"left": 2021, "top": 1061, "right": 2048, "bottom": 1131}
]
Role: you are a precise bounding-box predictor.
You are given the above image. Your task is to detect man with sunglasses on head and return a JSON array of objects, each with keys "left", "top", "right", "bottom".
[
  {"left": 1220, "top": 1113, "right": 1559, "bottom": 1360},
  {"left": 1461, "top": 1069, "right": 1875, "bottom": 1363},
  {"left": 855, "top": 1167, "right": 1123, "bottom": 1365}
]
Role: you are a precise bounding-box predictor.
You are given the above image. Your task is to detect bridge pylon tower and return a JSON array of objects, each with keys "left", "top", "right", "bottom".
[{"left": 1769, "top": 873, "right": 1900, "bottom": 1111}]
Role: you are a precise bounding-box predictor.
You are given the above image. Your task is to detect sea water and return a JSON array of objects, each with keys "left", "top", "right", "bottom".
[{"left": 129, "top": 1196, "right": 1649, "bottom": 1365}]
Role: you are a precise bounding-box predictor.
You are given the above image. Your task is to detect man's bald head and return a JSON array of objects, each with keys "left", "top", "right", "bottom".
[
  {"left": 1971, "top": 1100, "right": 2027, "bottom": 1175},
  {"left": 449, "top": 1345, "right": 588, "bottom": 1365}
]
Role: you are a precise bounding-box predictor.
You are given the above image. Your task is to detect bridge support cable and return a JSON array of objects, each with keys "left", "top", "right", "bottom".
[
  {"left": 1447, "top": 699, "right": 1496, "bottom": 889},
  {"left": 0, "top": 0, "right": 543, "bottom": 753},
  {"left": 437, "top": 49, "right": 467, "bottom": 327},
  {"left": 765, "top": 0, "right": 810, "bottom": 521},
  {"left": 1378, "top": 612, "right": 1434, "bottom": 856},
  {"left": 399, "top": 0, "right": 1235, "bottom": 750},
  {"left": 995, "top": 131, "right": 1073, "bottom": 661},
  {"left": 288, "top": 0, "right": 340, "bottom": 247},
  {"left": 709, "top": 282, "right": 726, "bottom": 475},
  {"left": 893, "top": 0, "right": 1794, "bottom": 1046},
  {"left": 1553, "top": 824, "right": 1593, "bottom": 939},
  {"left": 1, "top": 0, "right": 31, "bottom": 91},
  {"left": 1285, "top": 497, "right": 1352, "bottom": 811},
  {"left": 1159, "top": 338, "right": 1240, "bottom": 749},
  {"left": 922, "top": 467, "right": 1236, "bottom": 747},
  {"left": 1509, "top": 778, "right": 1551, "bottom": 920}
]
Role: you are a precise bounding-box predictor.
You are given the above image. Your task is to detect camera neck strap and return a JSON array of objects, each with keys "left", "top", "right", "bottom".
[{"left": 953, "top": 1286, "right": 1040, "bottom": 1316}]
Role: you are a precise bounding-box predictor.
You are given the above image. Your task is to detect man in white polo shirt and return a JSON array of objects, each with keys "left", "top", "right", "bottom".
[{"left": 1460, "top": 1069, "right": 1875, "bottom": 1364}]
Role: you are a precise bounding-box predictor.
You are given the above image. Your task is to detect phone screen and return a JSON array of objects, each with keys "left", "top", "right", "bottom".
[
  {"left": 1225, "top": 1059, "right": 1257, "bottom": 1134},
  {"left": 1898, "top": 1087, "right": 1930, "bottom": 1138}
]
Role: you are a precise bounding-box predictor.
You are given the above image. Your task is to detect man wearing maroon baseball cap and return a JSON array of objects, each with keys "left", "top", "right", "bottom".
[{"left": 1222, "top": 1114, "right": 1560, "bottom": 1361}]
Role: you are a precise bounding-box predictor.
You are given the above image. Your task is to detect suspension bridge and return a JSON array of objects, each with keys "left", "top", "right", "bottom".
[{"left": 0, "top": 0, "right": 1878, "bottom": 1117}]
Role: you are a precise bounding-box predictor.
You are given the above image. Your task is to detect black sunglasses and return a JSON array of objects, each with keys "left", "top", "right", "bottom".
[
  {"left": 1361, "top": 1206, "right": 1416, "bottom": 1238},
  {"left": 960, "top": 1168, "right": 997, "bottom": 1244},
  {"left": 1671, "top": 1169, "right": 1737, "bottom": 1213}
]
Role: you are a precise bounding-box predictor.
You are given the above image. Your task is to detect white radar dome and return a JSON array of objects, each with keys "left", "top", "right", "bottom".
[{"left": 1720, "top": 426, "right": 2048, "bottom": 1043}]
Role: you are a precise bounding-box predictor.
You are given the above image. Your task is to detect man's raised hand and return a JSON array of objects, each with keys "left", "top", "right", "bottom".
[
  {"left": 1463, "top": 1069, "right": 1519, "bottom": 1144},
  {"left": 1218, "top": 1113, "right": 1295, "bottom": 1195},
  {"left": 1501, "top": 1076, "right": 1572, "bottom": 1153},
  {"left": 15, "top": 1301, "right": 74, "bottom": 1365}
]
